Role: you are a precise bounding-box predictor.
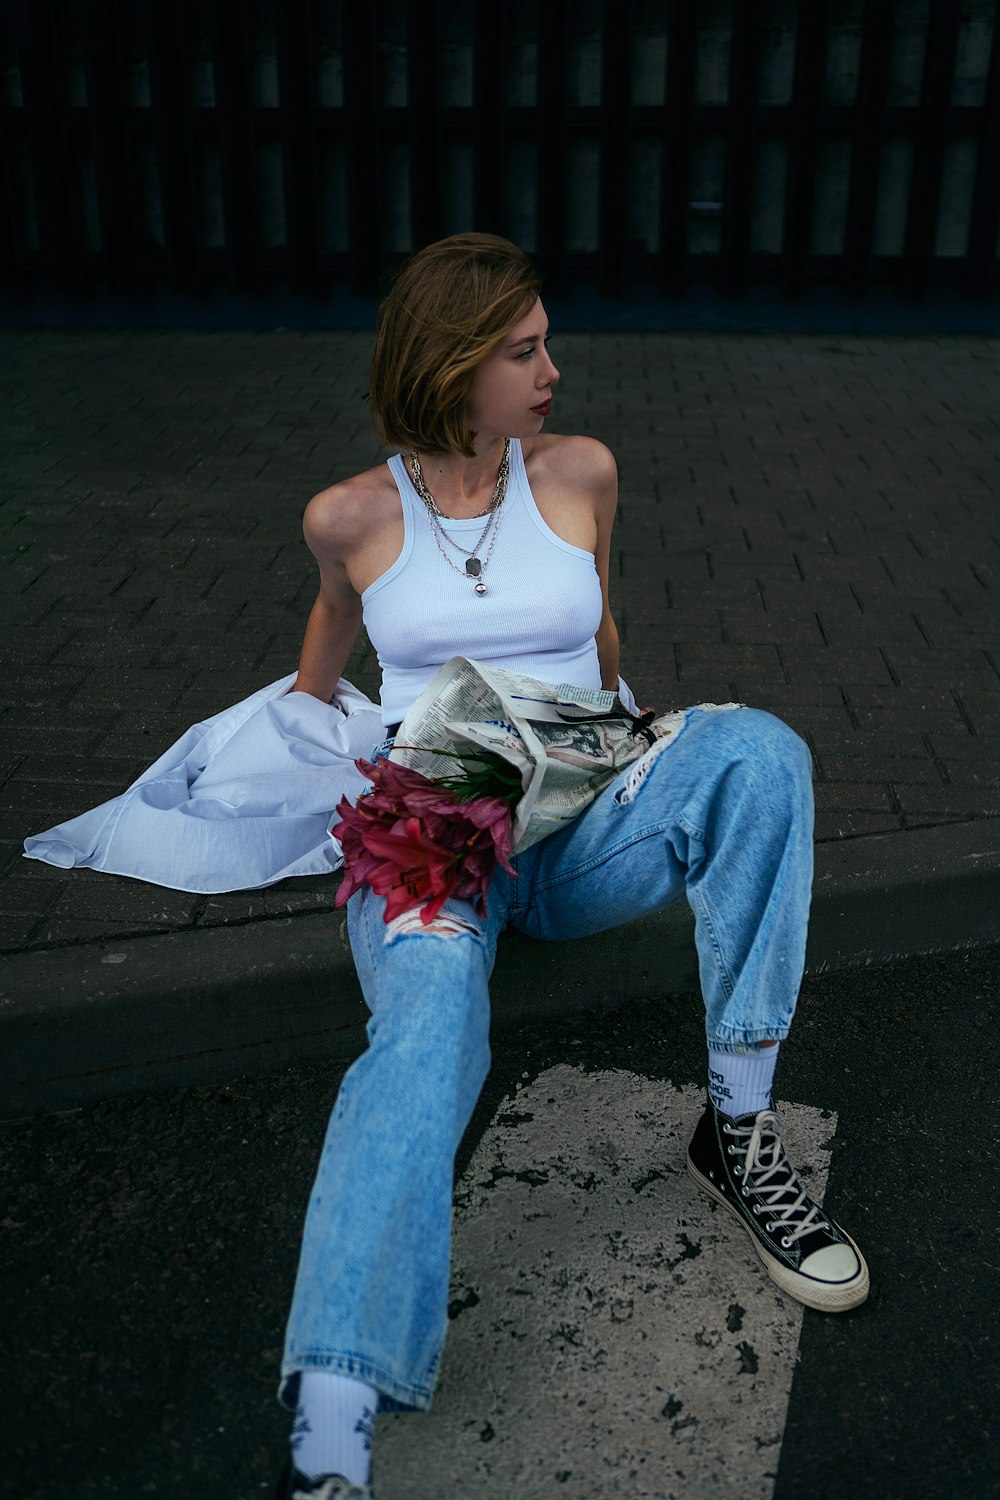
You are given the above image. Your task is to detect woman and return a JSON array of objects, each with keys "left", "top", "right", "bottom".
[{"left": 277, "top": 234, "right": 868, "bottom": 1500}]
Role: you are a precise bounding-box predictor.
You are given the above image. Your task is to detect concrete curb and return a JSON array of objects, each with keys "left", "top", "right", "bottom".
[{"left": 3, "top": 820, "right": 999, "bottom": 1120}]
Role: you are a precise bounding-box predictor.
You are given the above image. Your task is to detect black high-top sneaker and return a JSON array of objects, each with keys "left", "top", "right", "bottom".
[
  {"left": 274, "top": 1458, "right": 373, "bottom": 1500},
  {"left": 687, "top": 1102, "right": 869, "bottom": 1312}
]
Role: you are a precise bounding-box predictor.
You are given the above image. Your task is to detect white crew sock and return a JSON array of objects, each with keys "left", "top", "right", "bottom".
[
  {"left": 291, "top": 1370, "right": 377, "bottom": 1486},
  {"left": 707, "top": 1044, "right": 780, "bottom": 1119}
]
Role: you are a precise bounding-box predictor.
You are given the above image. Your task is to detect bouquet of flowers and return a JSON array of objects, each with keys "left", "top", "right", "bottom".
[
  {"left": 331, "top": 748, "right": 523, "bottom": 925},
  {"left": 330, "top": 656, "right": 692, "bottom": 929}
]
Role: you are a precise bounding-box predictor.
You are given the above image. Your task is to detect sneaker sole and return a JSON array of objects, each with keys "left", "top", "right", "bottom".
[{"left": 687, "top": 1158, "right": 870, "bottom": 1312}]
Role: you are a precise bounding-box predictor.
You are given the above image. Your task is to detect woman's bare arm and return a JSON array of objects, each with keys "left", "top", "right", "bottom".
[
  {"left": 292, "top": 487, "right": 364, "bottom": 702},
  {"left": 594, "top": 485, "right": 621, "bottom": 692},
  {"left": 572, "top": 437, "right": 621, "bottom": 690},
  {"left": 530, "top": 433, "right": 621, "bottom": 690}
]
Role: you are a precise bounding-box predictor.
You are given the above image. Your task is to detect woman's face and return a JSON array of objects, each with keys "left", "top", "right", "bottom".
[{"left": 465, "top": 299, "right": 559, "bottom": 446}]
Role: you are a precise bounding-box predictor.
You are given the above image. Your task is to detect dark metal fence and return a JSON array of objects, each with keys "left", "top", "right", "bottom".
[{"left": 2, "top": 0, "right": 998, "bottom": 305}]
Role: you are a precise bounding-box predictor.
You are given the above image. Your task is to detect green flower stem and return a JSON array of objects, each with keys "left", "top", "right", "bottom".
[{"left": 394, "top": 745, "right": 522, "bottom": 803}]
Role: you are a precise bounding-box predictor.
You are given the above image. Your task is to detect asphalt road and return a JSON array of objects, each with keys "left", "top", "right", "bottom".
[{"left": 2, "top": 943, "right": 998, "bottom": 1500}]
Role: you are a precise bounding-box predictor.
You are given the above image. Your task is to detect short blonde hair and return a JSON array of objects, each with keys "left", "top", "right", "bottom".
[{"left": 369, "top": 233, "right": 542, "bottom": 457}]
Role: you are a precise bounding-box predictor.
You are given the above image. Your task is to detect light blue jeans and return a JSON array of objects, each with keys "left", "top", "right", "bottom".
[{"left": 281, "top": 706, "right": 814, "bottom": 1412}]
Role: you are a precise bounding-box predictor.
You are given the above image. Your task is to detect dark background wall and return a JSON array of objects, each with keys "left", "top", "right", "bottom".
[{"left": 2, "top": 0, "right": 999, "bottom": 326}]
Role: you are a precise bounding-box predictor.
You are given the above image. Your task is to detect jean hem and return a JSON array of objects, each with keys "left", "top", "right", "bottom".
[
  {"left": 707, "top": 1024, "right": 791, "bottom": 1055},
  {"left": 279, "top": 1354, "right": 433, "bottom": 1415}
]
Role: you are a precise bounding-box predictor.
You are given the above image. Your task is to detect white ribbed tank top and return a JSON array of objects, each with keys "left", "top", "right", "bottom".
[{"left": 362, "top": 438, "right": 603, "bottom": 726}]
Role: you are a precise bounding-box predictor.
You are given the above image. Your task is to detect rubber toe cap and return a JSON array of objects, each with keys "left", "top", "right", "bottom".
[{"left": 800, "top": 1241, "right": 862, "bottom": 1283}]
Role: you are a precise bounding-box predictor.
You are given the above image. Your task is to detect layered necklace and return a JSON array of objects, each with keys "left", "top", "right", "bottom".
[{"left": 408, "top": 439, "right": 511, "bottom": 597}]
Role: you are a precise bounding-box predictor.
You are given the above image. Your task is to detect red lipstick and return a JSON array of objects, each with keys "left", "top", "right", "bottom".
[{"left": 531, "top": 400, "right": 552, "bottom": 416}]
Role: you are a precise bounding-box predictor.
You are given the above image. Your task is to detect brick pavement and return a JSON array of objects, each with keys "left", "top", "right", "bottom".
[{"left": 2, "top": 329, "right": 998, "bottom": 957}]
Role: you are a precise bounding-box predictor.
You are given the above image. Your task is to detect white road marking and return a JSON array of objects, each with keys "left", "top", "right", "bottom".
[{"left": 378, "top": 1067, "right": 837, "bottom": 1499}]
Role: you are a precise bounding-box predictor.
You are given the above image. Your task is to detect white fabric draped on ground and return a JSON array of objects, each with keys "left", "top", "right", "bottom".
[{"left": 23, "top": 676, "right": 384, "bottom": 894}]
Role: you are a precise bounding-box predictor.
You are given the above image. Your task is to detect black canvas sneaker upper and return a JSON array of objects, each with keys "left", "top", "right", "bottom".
[{"left": 687, "top": 1102, "right": 869, "bottom": 1311}]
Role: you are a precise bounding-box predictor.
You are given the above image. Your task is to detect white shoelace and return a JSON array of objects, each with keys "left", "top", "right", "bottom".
[
  {"left": 293, "top": 1479, "right": 371, "bottom": 1500},
  {"left": 727, "top": 1109, "right": 832, "bottom": 1244}
]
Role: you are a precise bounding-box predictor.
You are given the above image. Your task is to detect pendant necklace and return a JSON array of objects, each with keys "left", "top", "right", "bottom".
[{"left": 408, "top": 439, "right": 510, "bottom": 596}]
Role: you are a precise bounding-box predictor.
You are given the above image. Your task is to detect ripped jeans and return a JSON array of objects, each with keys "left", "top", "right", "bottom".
[{"left": 280, "top": 706, "right": 814, "bottom": 1412}]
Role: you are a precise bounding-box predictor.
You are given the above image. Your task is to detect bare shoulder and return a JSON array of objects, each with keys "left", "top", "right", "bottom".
[
  {"left": 303, "top": 462, "right": 398, "bottom": 556},
  {"left": 526, "top": 433, "right": 618, "bottom": 492}
]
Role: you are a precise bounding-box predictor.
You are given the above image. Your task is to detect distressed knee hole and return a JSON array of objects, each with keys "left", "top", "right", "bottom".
[
  {"left": 614, "top": 734, "right": 677, "bottom": 805},
  {"left": 384, "top": 910, "right": 480, "bottom": 944}
]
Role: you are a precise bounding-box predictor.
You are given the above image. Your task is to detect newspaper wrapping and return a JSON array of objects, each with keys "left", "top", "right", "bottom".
[{"left": 388, "top": 657, "right": 693, "bottom": 854}]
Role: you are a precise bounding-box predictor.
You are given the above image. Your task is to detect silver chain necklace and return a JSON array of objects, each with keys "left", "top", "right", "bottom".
[
  {"left": 424, "top": 501, "right": 507, "bottom": 595},
  {"left": 409, "top": 440, "right": 510, "bottom": 520},
  {"left": 408, "top": 440, "right": 511, "bottom": 596}
]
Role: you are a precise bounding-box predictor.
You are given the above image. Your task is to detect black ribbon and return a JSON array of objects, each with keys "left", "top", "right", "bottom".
[{"left": 630, "top": 709, "right": 658, "bottom": 747}]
